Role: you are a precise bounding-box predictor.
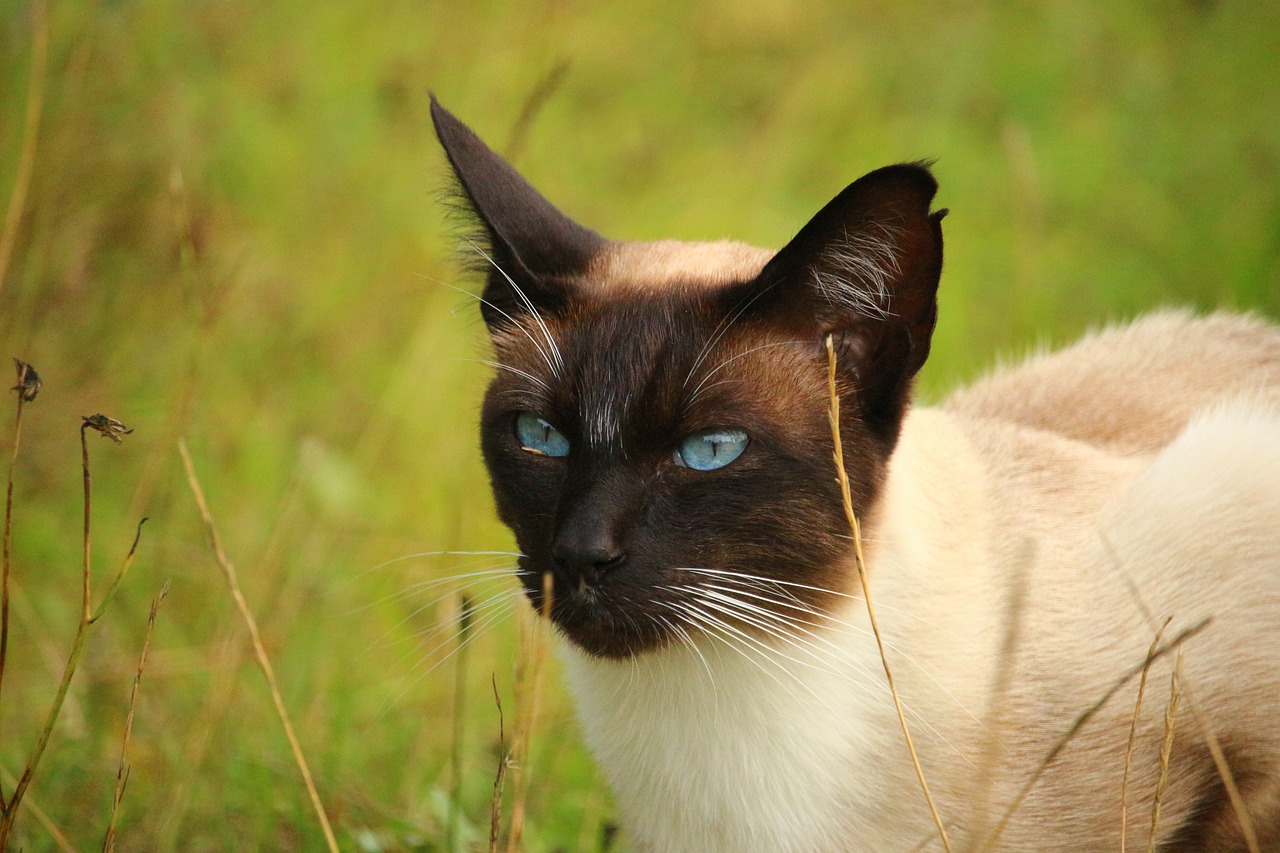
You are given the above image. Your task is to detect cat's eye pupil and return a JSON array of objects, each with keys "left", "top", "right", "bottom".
[
  {"left": 676, "top": 428, "right": 748, "bottom": 471},
  {"left": 515, "top": 412, "right": 569, "bottom": 457}
]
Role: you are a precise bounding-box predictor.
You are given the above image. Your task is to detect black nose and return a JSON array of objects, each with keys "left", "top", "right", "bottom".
[{"left": 551, "top": 528, "right": 627, "bottom": 587}]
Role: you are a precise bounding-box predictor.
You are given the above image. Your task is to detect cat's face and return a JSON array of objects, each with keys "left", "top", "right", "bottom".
[
  {"left": 432, "top": 98, "right": 944, "bottom": 658},
  {"left": 481, "top": 287, "right": 871, "bottom": 657}
]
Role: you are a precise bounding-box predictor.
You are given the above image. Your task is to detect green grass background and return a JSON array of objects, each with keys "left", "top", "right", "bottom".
[{"left": 0, "top": 0, "right": 1277, "bottom": 849}]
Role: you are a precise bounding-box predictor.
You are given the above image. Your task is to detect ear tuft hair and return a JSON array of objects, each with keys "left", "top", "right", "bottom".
[
  {"left": 430, "top": 95, "right": 607, "bottom": 329},
  {"left": 743, "top": 162, "right": 945, "bottom": 443}
]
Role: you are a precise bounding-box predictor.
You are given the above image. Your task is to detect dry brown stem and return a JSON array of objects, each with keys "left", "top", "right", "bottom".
[
  {"left": 825, "top": 335, "right": 953, "bottom": 852},
  {"left": 976, "top": 619, "right": 1208, "bottom": 852},
  {"left": 490, "top": 675, "right": 510, "bottom": 853},
  {"left": 0, "top": 0, "right": 49, "bottom": 297},
  {"left": 1101, "top": 534, "right": 1261, "bottom": 853},
  {"left": 178, "top": 439, "right": 339, "bottom": 853},
  {"left": 102, "top": 582, "right": 170, "bottom": 853},
  {"left": 1120, "top": 618, "right": 1171, "bottom": 852},
  {"left": 504, "top": 571, "right": 553, "bottom": 853}
]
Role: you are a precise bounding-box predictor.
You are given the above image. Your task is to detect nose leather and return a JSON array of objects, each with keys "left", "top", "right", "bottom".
[{"left": 552, "top": 524, "right": 626, "bottom": 586}]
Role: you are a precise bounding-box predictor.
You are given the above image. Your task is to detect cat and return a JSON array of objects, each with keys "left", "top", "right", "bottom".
[{"left": 430, "top": 95, "right": 1280, "bottom": 853}]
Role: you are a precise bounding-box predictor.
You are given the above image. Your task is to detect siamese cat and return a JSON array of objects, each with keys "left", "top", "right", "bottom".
[{"left": 430, "top": 96, "right": 1280, "bottom": 852}]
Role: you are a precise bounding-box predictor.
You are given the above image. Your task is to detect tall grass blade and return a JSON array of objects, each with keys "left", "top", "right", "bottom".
[
  {"left": 825, "top": 335, "right": 953, "bottom": 852},
  {"left": 1119, "top": 618, "right": 1170, "bottom": 853},
  {"left": 103, "top": 581, "right": 169, "bottom": 853},
  {"left": 1146, "top": 650, "right": 1182, "bottom": 853},
  {"left": 178, "top": 439, "right": 340, "bottom": 853}
]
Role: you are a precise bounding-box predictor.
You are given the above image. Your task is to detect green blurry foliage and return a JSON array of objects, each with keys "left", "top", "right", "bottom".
[{"left": 0, "top": 0, "right": 1276, "bottom": 849}]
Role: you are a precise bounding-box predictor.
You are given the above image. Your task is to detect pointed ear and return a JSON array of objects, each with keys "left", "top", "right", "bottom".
[
  {"left": 752, "top": 164, "right": 945, "bottom": 441},
  {"left": 430, "top": 95, "right": 607, "bottom": 329}
]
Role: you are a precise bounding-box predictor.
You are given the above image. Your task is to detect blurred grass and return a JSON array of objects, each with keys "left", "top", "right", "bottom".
[{"left": 0, "top": 0, "right": 1276, "bottom": 849}]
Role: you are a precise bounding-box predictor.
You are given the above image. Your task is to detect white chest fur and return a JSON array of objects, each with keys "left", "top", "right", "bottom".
[{"left": 560, "top": 601, "right": 940, "bottom": 853}]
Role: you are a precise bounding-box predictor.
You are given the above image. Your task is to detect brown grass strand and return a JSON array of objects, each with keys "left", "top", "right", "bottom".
[
  {"left": 1120, "top": 617, "right": 1171, "bottom": 853},
  {"left": 1100, "top": 533, "right": 1261, "bottom": 853},
  {"left": 825, "top": 336, "right": 953, "bottom": 853},
  {"left": 102, "top": 581, "right": 169, "bottom": 853},
  {"left": 0, "top": 0, "right": 49, "bottom": 297},
  {"left": 976, "top": 619, "right": 1209, "bottom": 852},
  {"left": 448, "top": 593, "right": 474, "bottom": 853},
  {"left": 490, "top": 674, "right": 509, "bottom": 853},
  {"left": 1147, "top": 650, "right": 1183, "bottom": 853},
  {"left": 178, "top": 439, "right": 340, "bottom": 853},
  {"left": 0, "top": 420, "right": 133, "bottom": 845},
  {"left": 504, "top": 60, "right": 571, "bottom": 161},
  {"left": 0, "top": 763, "right": 74, "bottom": 853},
  {"left": 505, "top": 571, "right": 554, "bottom": 853},
  {"left": 1196, "top": 712, "right": 1260, "bottom": 853},
  {"left": 0, "top": 372, "right": 32, "bottom": 746}
]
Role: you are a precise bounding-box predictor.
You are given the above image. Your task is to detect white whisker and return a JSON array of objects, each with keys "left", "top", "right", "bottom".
[
  {"left": 682, "top": 279, "right": 783, "bottom": 389},
  {"left": 374, "top": 594, "right": 519, "bottom": 721},
  {"left": 465, "top": 239, "right": 564, "bottom": 378},
  {"left": 672, "top": 577, "right": 982, "bottom": 764},
  {"left": 473, "top": 359, "right": 552, "bottom": 392},
  {"left": 686, "top": 341, "right": 806, "bottom": 406}
]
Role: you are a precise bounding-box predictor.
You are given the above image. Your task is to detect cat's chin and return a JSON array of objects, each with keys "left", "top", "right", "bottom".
[
  {"left": 523, "top": 586, "right": 671, "bottom": 659},
  {"left": 557, "top": 622, "right": 669, "bottom": 660}
]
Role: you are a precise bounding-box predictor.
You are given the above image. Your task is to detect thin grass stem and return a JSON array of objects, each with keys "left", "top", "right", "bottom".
[
  {"left": 1100, "top": 533, "right": 1261, "bottom": 853},
  {"left": 505, "top": 571, "right": 553, "bottom": 853},
  {"left": 0, "top": 420, "right": 134, "bottom": 844},
  {"left": 103, "top": 581, "right": 169, "bottom": 853},
  {"left": 0, "top": 0, "right": 49, "bottom": 297},
  {"left": 0, "top": 365, "right": 35, "bottom": 763},
  {"left": 976, "top": 619, "right": 1209, "bottom": 852},
  {"left": 1120, "top": 618, "right": 1171, "bottom": 853},
  {"left": 1147, "top": 650, "right": 1183, "bottom": 853},
  {"left": 0, "top": 763, "right": 73, "bottom": 853},
  {"left": 178, "top": 439, "right": 340, "bottom": 853},
  {"left": 825, "top": 335, "right": 953, "bottom": 853},
  {"left": 489, "top": 674, "right": 510, "bottom": 853},
  {"left": 448, "top": 593, "right": 474, "bottom": 853}
]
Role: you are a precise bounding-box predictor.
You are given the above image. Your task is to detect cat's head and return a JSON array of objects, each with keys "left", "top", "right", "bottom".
[{"left": 432, "top": 97, "right": 944, "bottom": 659}]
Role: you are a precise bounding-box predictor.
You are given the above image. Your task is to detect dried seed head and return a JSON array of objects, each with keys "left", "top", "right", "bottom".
[
  {"left": 11, "top": 359, "right": 40, "bottom": 402},
  {"left": 82, "top": 413, "right": 133, "bottom": 444}
]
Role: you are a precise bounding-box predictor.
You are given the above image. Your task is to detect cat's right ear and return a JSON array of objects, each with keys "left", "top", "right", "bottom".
[
  {"left": 430, "top": 95, "right": 606, "bottom": 330},
  {"left": 747, "top": 164, "right": 945, "bottom": 444}
]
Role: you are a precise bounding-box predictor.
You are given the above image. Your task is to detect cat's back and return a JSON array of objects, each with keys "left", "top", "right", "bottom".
[{"left": 943, "top": 311, "right": 1280, "bottom": 455}]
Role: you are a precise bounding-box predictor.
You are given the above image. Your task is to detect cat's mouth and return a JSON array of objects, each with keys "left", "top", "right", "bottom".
[{"left": 518, "top": 564, "right": 674, "bottom": 658}]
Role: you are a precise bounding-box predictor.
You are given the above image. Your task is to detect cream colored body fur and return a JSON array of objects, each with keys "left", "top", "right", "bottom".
[{"left": 562, "top": 306, "right": 1280, "bottom": 852}]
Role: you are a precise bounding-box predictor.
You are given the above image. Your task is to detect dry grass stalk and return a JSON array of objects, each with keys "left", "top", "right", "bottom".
[
  {"left": 448, "top": 593, "right": 475, "bottom": 852},
  {"left": 1146, "top": 650, "right": 1183, "bottom": 853},
  {"left": 1100, "top": 534, "right": 1262, "bottom": 853},
  {"left": 102, "top": 581, "right": 170, "bottom": 853},
  {"left": 824, "top": 336, "right": 953, "bottom": 852},
  {"left": 178, "top": 439, "right": 340, "bottom": 853},
  {"left": 504, "top": 571, "right": 554, "bottom": 853},
  {"left": 0, "top": 0, "right": 49, "bottom": 297},
  {"left": 0, "top": 417, "right": 137, "bottom": 848},
  {"left": 0, "top": 764, "right": 73, "bottom": 853},
  {"left": 976, "top": 619, "right": 1208, "bottom": 853},
  {"left": 489, "top": 675, "right": 510, "bottom": 853},
  {"left": 1119, "top": 617, "right": 1171, "bottom": 853},
  {"left": 1195, "top": 711, "right": 1261, "bottom": 853},
  {"left": 0, "top": 360, "right": 39, "bottom": 737}
]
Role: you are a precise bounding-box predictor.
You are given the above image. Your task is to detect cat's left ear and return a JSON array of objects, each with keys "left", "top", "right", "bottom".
[
  {"left": 751, "top": 164, "right": 945, "bottom": 441},
  {"left": 430, "top": 95, "right": 606, "bottom": 330}
]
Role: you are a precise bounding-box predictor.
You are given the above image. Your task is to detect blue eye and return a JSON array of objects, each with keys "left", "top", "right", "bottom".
[
  {"left": 515, "top": 412, "right": 570, "bottom": 457},
  {"left": 675, "top": 429, "right": 748, "bottom": 471}
]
